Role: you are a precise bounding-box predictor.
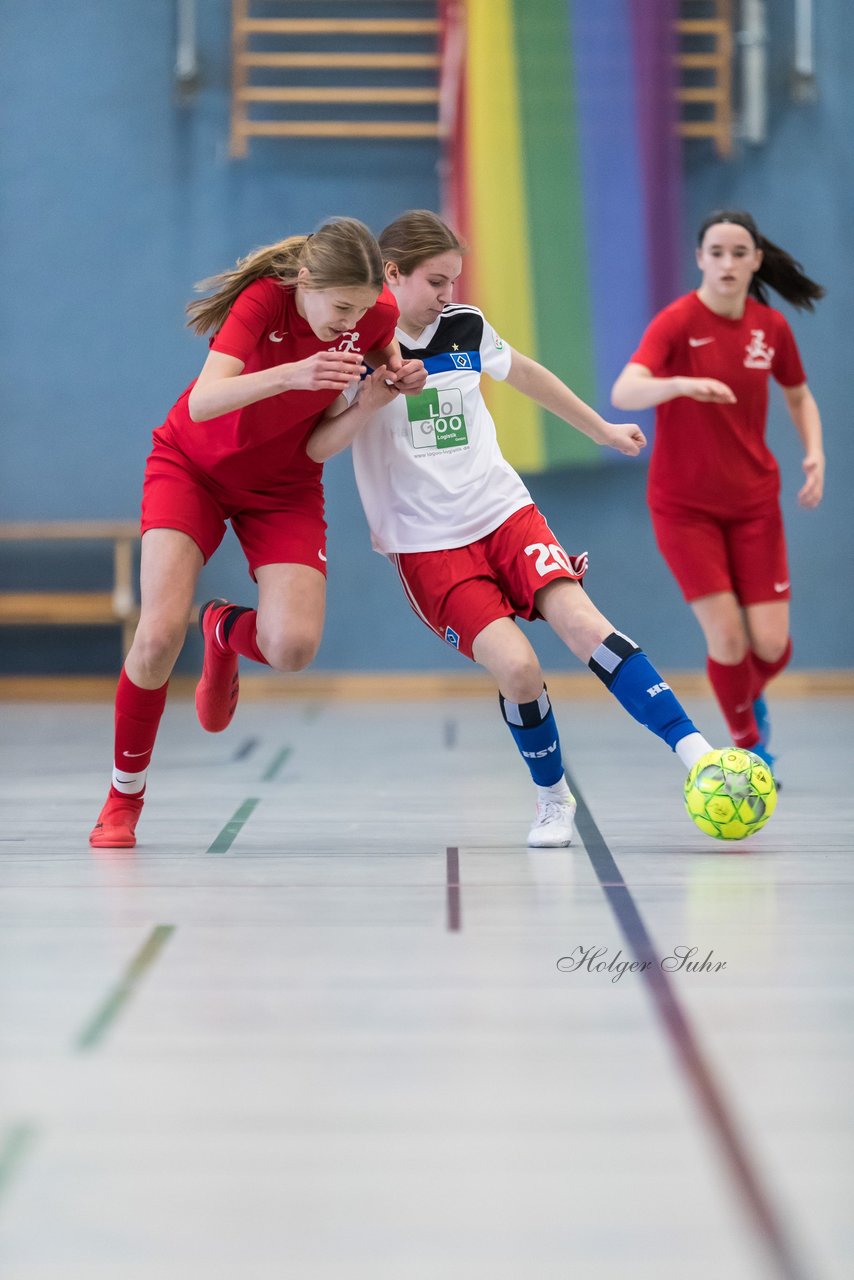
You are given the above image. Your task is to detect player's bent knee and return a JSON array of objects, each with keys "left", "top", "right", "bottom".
[
  {"left": 752, "top": 635, "right": 789, "bottom": 665},
  {"left": 131, "top": 623, "right": 186, "bottom": 673},
  {"left": 708, "top": 636, "right": 747, "bottom": 664},
  {"left": 702, "top": 616, "right": 748, "bottom": 663},
  {"left": 257, "top": 631, "right": 320, "bottom": 672},
  {"left": 497, "top": 652, "right": 544, "bottom": 701}
]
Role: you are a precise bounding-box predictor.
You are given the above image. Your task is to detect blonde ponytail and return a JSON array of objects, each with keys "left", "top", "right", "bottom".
[{"left": 186, "top": 217, "right": 384, "bottom": 336}]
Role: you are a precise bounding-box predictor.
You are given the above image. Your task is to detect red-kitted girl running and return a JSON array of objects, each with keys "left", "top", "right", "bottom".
[
  {"left": 90, "top": 217, "right": 424, "bottom": 848},
  {"left": 612, "top": 210, "right": 826, "bottom": 780}
]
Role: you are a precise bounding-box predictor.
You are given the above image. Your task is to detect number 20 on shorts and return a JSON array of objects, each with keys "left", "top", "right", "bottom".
[{"left": 525, "top": 542, "right": 572, "bottom": 576}]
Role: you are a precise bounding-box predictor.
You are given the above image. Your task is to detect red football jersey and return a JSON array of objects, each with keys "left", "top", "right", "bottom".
[
  {"left": 153, "top": 277, "right": 398, "bottom": 493},
  {"left": 632, "top": 292, "right": 806, "bottom": 517}
]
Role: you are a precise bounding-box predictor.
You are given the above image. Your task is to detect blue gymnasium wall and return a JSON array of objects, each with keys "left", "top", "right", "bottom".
[{"left": 1, "top": 1, "right": 852, "bottom": 675}]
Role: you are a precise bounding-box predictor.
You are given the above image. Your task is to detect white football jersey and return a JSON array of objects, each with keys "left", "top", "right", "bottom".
[{"left": 352, "top": 305, "right": 533, "bottom": 554}]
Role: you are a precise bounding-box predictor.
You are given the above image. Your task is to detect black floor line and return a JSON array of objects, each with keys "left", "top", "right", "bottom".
[
  {"left": 566, "top": 767, "right": 815, "bottom": 1280},
  {"left": 446, "top": 845, "right": 461, "bottom": 931}
]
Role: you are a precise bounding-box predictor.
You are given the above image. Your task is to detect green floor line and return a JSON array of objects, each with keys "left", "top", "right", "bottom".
[
  {"left": 262, "top": 746, "right": 292, "bottom": 782},
  {"left": 0, "top": 1123, "right": 37, "bottom": 1203},
  {"left": 207, "top": 797, "right": 260, "bottom": 853},
  {"left": 75, "top": 924, "right": 175, "bottom": 1052}
]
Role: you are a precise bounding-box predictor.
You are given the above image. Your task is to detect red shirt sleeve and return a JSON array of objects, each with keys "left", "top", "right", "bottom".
[
  {"left": 210, "top": 278, "right": 281, "bottom": 361},
  {"left": 629, "top": 305, "right": 680, "bottom": 375},
  {"left": 771, "top": 314, "right": 807, "bottom": 387},
  {"left": 366, "top": 287, "right": 399, "bottom": 351}
]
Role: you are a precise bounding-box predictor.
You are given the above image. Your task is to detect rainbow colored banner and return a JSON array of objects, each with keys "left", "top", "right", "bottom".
[{"left": 443, "top": 0, "right": 682, "bottom": 473}]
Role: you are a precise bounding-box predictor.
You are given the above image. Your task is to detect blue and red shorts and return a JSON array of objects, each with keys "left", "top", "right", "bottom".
[{"left": 391, "top": 504, "right": 588, "bottom": 660}]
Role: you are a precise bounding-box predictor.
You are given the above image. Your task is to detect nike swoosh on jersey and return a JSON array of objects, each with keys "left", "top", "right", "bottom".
[
  {"left": 773, "top": 581, "right": 790, "bottom": 592},
  {"left": 688, "top": 337, "right": 715, "bottom": 347},
  {"left": 318, "top": 550, "right": 327, "bottom": 562},
  {"left": 269, "top": 331, "right": 287, "bottom": 342}
]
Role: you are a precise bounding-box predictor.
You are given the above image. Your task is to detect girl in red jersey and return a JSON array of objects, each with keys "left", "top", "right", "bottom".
[
  {"left": 612, "top": 210, "right": 826, "bottom": 777},
  {"left": 90, "top": 217, "right": 424, "bottom": 848}
]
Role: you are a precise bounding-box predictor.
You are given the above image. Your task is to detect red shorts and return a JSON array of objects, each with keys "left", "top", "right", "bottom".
[
  {"left": 141, "top": 442, "right": 327, "bottom": 578},
  {"left": 650, "top": 504, "right": 790, "bottom": 605},
  {"left": 392, "top": 505, "right": 588, "bottom": 660}
]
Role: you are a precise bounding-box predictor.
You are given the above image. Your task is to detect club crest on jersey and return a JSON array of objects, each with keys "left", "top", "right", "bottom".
[
  {"left": 744, "top": 329, "right": 774, "bottom": 369},
  {"left": 406, "top": 387, "right": 469, "bottom": 451},
  {"left": 450, "top": 352, "right": 473, "bottom": 369},
  {"left": 444, "top": 626, "right": 460, "bottom": 649}
]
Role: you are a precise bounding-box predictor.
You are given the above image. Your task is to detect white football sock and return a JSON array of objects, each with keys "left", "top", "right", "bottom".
[
  {"left": 536, "top": 776, "right": 573, "bottom": 802},
  {"left": 675, "top": 732, "right": 712, "bottom": 771}
]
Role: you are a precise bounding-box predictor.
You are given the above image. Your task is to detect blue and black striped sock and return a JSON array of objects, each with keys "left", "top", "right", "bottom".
[
  {"left": 499, "top": 686, "right": 566, "bottom": 788},
  {"left": 588, "top": 631, "right": 700, "bottom": 751}
]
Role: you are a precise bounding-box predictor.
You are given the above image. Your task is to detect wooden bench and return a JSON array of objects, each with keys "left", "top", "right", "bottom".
[{"left": 0, "top": 521, "right": 141, "bottom": 657}]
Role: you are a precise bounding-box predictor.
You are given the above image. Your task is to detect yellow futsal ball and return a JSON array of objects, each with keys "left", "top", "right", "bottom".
[{"left": 684, "top": 748, "right": 777, "bottom": 840}]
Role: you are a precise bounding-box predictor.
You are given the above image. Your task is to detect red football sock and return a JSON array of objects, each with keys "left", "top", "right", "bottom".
[
  {"left": 751, "top": 637, "right": 792, "bottom": 696},
  {"left": 111, "top": 668, "right": 169, "bottom": 796},
  {"left": 220, "top": 607, "right": 268, "bottom": 665},
  {"left": 706, "top": 655, "right": 759, "bottom": 748}
]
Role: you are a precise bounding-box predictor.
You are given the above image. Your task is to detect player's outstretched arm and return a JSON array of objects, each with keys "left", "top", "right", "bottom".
[
  {"left": 505, "top": 350, "right": 646, "bottom": 456},
  {"left": 783, "top": 382, "right": 825, "bottom": 508},
  {"left": 611, "top": 361, "right": 736, "bottom": 409},
  {"left": 305, "top": 367, "right": 399, "bottom": 463}
]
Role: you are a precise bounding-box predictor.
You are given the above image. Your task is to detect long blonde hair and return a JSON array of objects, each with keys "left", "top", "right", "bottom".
[
  {"left": 378, "top": 209, "right": 466, "bottom": 275},
  {"left": 186, "top": 216, "right": 385, "bottom": 336}
]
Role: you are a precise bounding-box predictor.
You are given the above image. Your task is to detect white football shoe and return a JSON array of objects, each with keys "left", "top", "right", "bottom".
[{"left": 527, "top": 794, "right": 577, "bottom": 848}]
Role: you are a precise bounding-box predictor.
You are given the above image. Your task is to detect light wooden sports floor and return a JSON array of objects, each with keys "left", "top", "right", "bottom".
[{"left": 0, "top": 679, "right": 851, "bottom": 1280}]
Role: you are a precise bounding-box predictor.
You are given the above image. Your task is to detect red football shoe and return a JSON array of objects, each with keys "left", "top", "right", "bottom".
[
  {"left": 89, "top": 791, "right": 144, "bottom": 848},
  {"left": 195, "top": 598, "right": 240, "bottom": 733}
]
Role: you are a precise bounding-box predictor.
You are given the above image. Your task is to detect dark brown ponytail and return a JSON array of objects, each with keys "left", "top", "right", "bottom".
[{"left": 697, "top": 210, "right": 825, "bottom": 312}]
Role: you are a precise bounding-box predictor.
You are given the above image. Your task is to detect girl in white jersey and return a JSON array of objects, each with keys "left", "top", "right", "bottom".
[{"left": 307, "top": 210, "right": 721, "bottom": 847}]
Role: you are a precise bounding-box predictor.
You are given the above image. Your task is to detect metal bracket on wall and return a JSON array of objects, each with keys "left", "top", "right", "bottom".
[{"left": 175, "top": 0, "right": 201, "bottom": 100}]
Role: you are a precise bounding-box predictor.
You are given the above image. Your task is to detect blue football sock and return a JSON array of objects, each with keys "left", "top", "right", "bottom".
[
  {"left": 499, "top": 687, "right": 565, "bottom": 787},
  {"left": 588, "top": 632, "right": 698, "bottom": 751}
]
